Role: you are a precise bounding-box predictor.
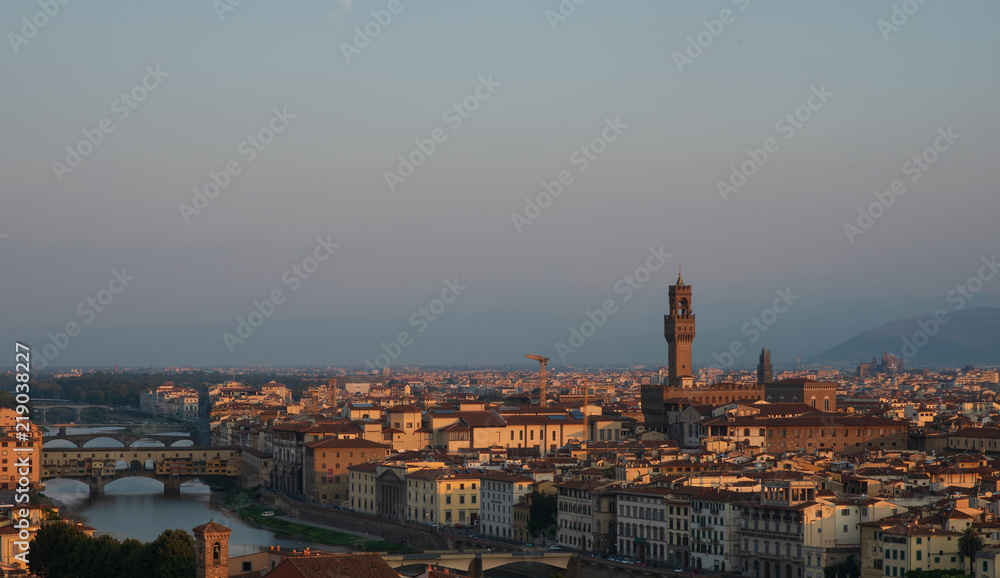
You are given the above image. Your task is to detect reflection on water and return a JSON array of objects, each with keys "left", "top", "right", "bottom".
[{"left": 44, "top": 478, "right": 337, "bottom": 555}]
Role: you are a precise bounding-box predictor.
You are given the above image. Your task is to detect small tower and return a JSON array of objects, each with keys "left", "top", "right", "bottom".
[
  {"left": 192, "top": 519, "right": 232, "bottom": 578},
  {"left": 664, "top": 266, "right": 695, "bottom": 386},
  {"left": 757, "top": 348, "right": 773, "bottom": 384}
]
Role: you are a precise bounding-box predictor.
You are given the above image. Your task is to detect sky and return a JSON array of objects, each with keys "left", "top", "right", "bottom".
[{"left": 2, "top": 1, "right": 999, "bottom": 369}]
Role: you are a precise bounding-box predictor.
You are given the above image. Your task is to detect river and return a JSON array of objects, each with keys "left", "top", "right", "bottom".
[
  {"left": 43, "top": 478, "right": 335, "bottom": 555},
  {"left": 42, "top": 430, "right": 335, "bottom": 555}
]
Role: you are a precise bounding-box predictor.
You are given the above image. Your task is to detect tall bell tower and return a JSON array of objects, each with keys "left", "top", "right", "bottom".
[
  {"left": 664, "top": 267, "right": 695, "bottom": 386},
  {"left": 193, "top": 520, "right": 231, "bottom": 578}
]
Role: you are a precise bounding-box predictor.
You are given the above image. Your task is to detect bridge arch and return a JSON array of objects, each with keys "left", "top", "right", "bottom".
[
  {"left": 43, "top": 439, "right": 79, "bottom": 449},
  {"left": 129, "top": 438, "right": 167, "bottom": 447},
  {"left": 83, "top": 437, "right": 125, "bottom": 448},
  {"left": 386, "top": 552, "right": 577, "bottom": 577}
]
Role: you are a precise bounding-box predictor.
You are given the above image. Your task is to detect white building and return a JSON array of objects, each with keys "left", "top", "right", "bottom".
[
  {"left": 688, "top": 488, "right": 746, "bottom": 574},
  {"left": 479, "top": 471, "right": 533, "bottom": 539},
  {"left": 615, "top": 486, "right": 672, "bottom": 563}
]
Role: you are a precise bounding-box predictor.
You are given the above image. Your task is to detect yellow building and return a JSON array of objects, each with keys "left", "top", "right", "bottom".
[
  {"left": 348, "top": 462, "right": 379, "bottom": 515},
  {"left": 861, "top": 522, "right": 964, "bottom": 578},
  {"left": 406, "top": 468, "right": 483, "bottom": 527},
  {"left": 0, "top": 408, "right": 43, "bottom": 491}
]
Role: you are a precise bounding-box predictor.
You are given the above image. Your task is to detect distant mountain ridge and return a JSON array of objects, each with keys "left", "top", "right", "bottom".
[{"left": 813, "top": 307, "right": 1000, "bottom": 367}]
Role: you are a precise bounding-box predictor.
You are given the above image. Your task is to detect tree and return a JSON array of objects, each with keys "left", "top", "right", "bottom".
[
  {"left": 85, "top": 389, "right": 106, "bottom": 404},
  {"left": 958, "top": 526, "right": 985, "bottom": 576},
  {"left": 527, "top": 490, "right": 558, "bottom": 537},
  {"left": 824, "top": 556, "right": 860, "bottom": 578},
  {"left": 148, "top": 528, "right": 196, "bottom": 578},
  {"left": 29, "top": 523, "right": 196, "bottom": 578},
  {"left": 30, "top": 522, "right": 87, "bottom": 577}
]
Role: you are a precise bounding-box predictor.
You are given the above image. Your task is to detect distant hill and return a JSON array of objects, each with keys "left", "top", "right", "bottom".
[{"left": 813, "top": 307, "right": 1000, "bottom": 367}]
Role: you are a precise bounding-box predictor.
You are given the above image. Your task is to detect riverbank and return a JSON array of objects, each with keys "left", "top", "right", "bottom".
[{"left": 232, "top": 503, "right": 414, "bottom": 553}]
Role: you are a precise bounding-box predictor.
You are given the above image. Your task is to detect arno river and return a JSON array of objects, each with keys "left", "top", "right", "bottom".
[{"left": 43, "top": 433, "right": 329, "bottom": 554}]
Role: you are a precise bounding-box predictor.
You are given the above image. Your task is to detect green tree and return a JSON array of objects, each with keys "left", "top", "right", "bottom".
[
  {"left": 85, "top": 389, "right": 106, "bottom": 404},
  {"left": 120, "top": 538, "right": 153, "bottom": 578},
  {"left": 148, "top": 528, "right": 197, "bottom": 578},
  {"left": 958, "top": 526, "right": 985, "bottom": 576},
  {"left": 30, "top": 522, "right": 87, "bottom": 577},
  {"left": 527, "top": 490, "right": 558, "bottom": 537},
  {"left": 824, "top": 556, "right": 860, "bottom": 578},
  {"left": 905, "top": 570, "right": 968, "bottom": 578}
]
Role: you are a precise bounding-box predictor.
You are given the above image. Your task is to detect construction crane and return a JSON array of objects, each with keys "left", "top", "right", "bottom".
[
  {"left": 788, "top": 355, "right": 802, "bottom": 370},
  {"left": 577, "top": 381, "right": 591, "bottom": 442},
  {"left": 525, "top": 354, "right": 549, "bottom": 407}
]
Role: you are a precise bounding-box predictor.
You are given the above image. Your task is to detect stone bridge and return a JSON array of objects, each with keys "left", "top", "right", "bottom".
[
  {"left": 43, "top": 432, "right": 194, "bottom": 448},
  {"left": 383, "top": 551, "right": 581, "bottom": 578},
  {"left": 34, "top": 403, "right": 112, "bottom": 423},
  {"left": 42, "top": 424, "right": 195, "bottom": 448},
  {"left": 42, "top": 446, "right": 240, "bottom": 495}
]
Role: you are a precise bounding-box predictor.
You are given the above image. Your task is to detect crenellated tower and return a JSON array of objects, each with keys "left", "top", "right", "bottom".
[{"left": 664, "top": 267, "right": 695, "bottom": 386}]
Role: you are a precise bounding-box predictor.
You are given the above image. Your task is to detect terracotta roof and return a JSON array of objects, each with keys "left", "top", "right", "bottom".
[
  {"left": 192, "top": 519, "right": 232, "bottom": 535},
  {"left": 385, "top": 404, "right": 422, "bottom": 413},
  {"left": 303, "top": 438, "right": 389, "bottom": 449}
]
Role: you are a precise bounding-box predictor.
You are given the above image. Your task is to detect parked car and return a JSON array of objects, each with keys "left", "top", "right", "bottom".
[
  {"left": 550, "top": 545, "right": 562, "bottom": 551},
  {"left": 260, "top": 511, "right": 274, "bottom": 517}
]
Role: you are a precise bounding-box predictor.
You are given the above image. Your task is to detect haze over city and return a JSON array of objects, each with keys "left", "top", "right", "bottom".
[{"left": 2, "top": 2, "right": 999, "bottom": 368}]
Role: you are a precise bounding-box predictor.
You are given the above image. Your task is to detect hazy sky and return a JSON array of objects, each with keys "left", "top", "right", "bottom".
[{"left": 2, "top": 1, "right": 999, "bottom": 367}]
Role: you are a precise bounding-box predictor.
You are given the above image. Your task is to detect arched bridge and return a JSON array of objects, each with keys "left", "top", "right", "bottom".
[
  {"left": 383, "top": 551, "right": 581, "bottom": 578},
  {"left": 42, "top": 424, "right": 196, "bottom": 448},
  {"left": 44, "top": 432, "right": 194, "bottom": 448},
  {"left": 34, "top": 402, "right": 112, "bottom": 423},
  {"left": 42, "top": 446, "right": 240, "bottom": 495}
]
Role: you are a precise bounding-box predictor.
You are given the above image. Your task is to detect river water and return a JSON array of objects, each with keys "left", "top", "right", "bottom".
[
  {"left": 43, "top": 431, "right": 332, "bottom": 555},
  {"left": 43, "top": 478, "right": 334, "bottom": 555}
]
